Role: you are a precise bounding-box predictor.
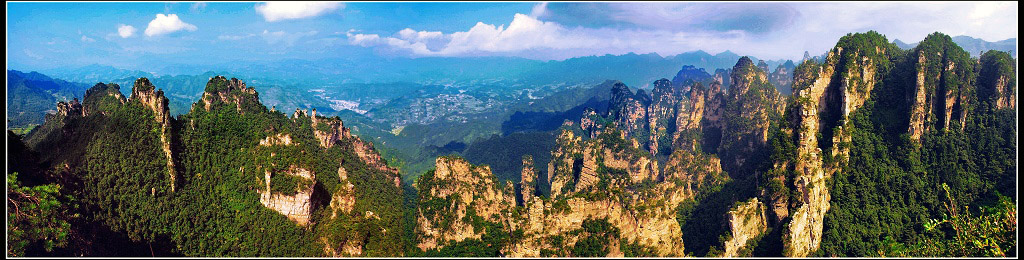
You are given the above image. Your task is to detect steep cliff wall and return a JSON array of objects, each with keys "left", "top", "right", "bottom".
[
  {"left": 722, "top": 198, "right": 767, "bottom": 257},
  {"left": 415, "top": 157, "right": 517, "bottom": 251},
  {"left": 130, "top": 78, "right": 179, "bottom": 191}
]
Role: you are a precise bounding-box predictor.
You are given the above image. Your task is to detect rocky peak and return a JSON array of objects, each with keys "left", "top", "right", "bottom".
[
  {"left": 198, "top": 76, "right": 260, "bottom": 113},
  {"left": 729, "top": 56, "right": 769, "bottom": 97},
  {"left": 129, "top": 77, "right": 178, "bottom": 192},
  {"left": 519, "top": 155, "right": 537, "bottom": 205},
  {"left": 906, "top": 32, "right": 976, "bottom": 140},
  {"left": 52, "top": 98, "right": 84, "bottom": 120},
  {"left": 770, "top": 60, "right": 797, "bottom": 95},
  {"left": 672, "top": 65, "right": 712, "bottom": 89},
  {"left": 416, "top": 156, "right": 516, "bottom": 251},
  {"left": 978, "top": 50, "right": 1017, "bottom": 110},
  {"left": 776, "top": 31, "right": 898, "bottom": 257},
  {"left": 757, "top": 60, "right": 771, "bottom": 74},
  {"left": 82, "top": 82, "right": 127, "bottom": 116}
]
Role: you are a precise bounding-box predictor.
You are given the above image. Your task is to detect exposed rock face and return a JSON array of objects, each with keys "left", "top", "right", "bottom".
[
  {"left": 648, "top": 79, "right": 681, "bottom": 155},
  {"left": 415, "top": 157, "right": 517, "bottom": 251},
  {"left": 197, "top": 76, "right": 260, "bottom": 113},
  {"left": 548, "top": 129, "right": 583, "bottom": 199},
  {"left": 130, "top": 78, "right": 178, "bottom": 192},
  {"left": 309, "top": 109, "right": 353, "bottom": 149},
  {"left": 717, "top": 57, "right": 785, "bottom": 176},
  {"left": 673, "top": 83, "right": 707, "bottom": 151},
  {"left": 661, "top": 149, "right": 728, "bottom": 205},
  {"left": 906, "top": 33, "right": 977, "bottom": 141},
  {"left": 908, "top": 52, "right": 931, "bottom": 141},
  {"left": 609, "top": 82, "right": 651, "bottom": 143},
  {"left": 519, "top": 155, "right": 537, "bottom": 205},
  {"left": 722, "top": 198, "right": 767, "bottom": 257},
  {"left": 82, "top": 82, "right": 127, "bottom": 116},
  {"left": 330, "top": 166, "right": 356, "bottom": 218},
  {"left": 978, "top": 50, "right": 1017, "bottom": 110},
  {"left": 715, "top": 68, "right": 733, "bottom": 90},
  {"left": 51, "top": 98, "right": 84, "bottom": 121},
  {"left": 778, "top": 32, "right": 894, "bottom": 257},
  {"left": 770, "top": 61, "right": 797, "bottom": 95},
  {"left": 292, "top": 108, "right": 401, "bottom": 187},
  {"left": 259, "top": 133, "right": 293, "bottom": 146},
  {"left": 782, "top": 49, "right": 841, "bottom": 258},
  {"left": 259, "top": 165, "right": 316, "bottom": 226}
]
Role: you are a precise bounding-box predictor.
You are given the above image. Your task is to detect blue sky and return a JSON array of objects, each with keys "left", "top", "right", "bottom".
[{"left": 6, "top": 1, "right": 1019, "bottom": 71}]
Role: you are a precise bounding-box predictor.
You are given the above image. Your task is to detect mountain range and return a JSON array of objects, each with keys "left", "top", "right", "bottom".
[{"left": 6, "top": 31, "right": 1018, "bottom": 257}]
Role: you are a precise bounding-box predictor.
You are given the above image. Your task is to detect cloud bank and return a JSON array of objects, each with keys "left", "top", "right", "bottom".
[{"left": 346, "top": 2, "right": 1017, "bottom": 61}]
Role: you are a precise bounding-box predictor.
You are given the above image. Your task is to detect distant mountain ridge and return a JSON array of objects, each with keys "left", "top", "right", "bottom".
[
  {"left": 31, "top": 50, "right": 786, "bottom": 89},
  {"left": 893, "top": 35, "right": 1016, "bottom": 57}
]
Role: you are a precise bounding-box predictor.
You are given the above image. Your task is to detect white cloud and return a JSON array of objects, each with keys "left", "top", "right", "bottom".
[
  {"left": 118, "top": 24, "right": 137, "bottom": 38},
  {"left": 144, "top": 14, "right": 198, "bottom": 37},
  {"left": 530, "top": 2, "right": 549, "bottom": 18},
  {"left": 346, "top": 13, "right": 747, "bottom": 60},
  {"left": 80, "top": 35, "right": 96, "bottom": 42},
  {"left": 191, "top": 2, "right": 208, "bottom": 13},
  {"left": 255, "top": 2, "right": 345, "bottom": 22}
]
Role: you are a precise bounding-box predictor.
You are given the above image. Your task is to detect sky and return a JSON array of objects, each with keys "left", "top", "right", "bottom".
[{"left": 6, "top": 1, "right": 1019, "bottom": 71}]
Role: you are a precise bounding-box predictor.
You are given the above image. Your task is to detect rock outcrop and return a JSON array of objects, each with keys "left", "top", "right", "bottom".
[
  {"left": 130, "top": 78, "right": 179, "bottom": 191},
  {"left": 415, "top": 157, "right": 517, "bottom": 251},
  {"left": 81, "top": 82, "right": 127, "bottom": 116},
  {"left": 722, "top": 198, "right": 767, "bottom": 257},
  {"left": 978, "top": 50, "right": 1017, "bottom": 110},
  {"left": 777, "top": 32, "right": 894, "bottom": 257},
  {"left": 259, "top": 165, "right": 316, "bottom": 226},
  {"left": 196, "top": 76, "right": 261, "bottom": 113},
  {"left": 716, "top": 57, "right": 785, "bottom": 176},
  {"left": 906, "top": 33, "right": 977, "bottom": 141}
]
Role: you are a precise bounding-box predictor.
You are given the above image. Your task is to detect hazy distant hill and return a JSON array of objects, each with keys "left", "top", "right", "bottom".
[
  {"left": 893, "top": 35, "right": 1016, "bottom": 57},
  {"left": 6, "top": 70, "right": 91, "bottom": 128}
]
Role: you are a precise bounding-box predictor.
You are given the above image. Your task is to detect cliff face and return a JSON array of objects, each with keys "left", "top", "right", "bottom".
[
  {"left": 717, "top": 57, "right": 785, "bottom": 176},
  {"left": 419, "top": 115, "right": 739, "bottom": 256},
  {"left": 776, "top": 32, "right": 897, "bottom": 257},
  {"left": 259, "top": 165, "right": 317, "bottom": 225},
  {"left": 415, "top": 157, "right": 517, "bottom": 251},
  {"left": 978, "top": 50, "right": 1017, "bottom": 110},
  {"left": 130, "top": 78, "right": 179, "bottom": 191},
  {"left": 722, "top": 198, "right": 767, "bottom": 257},
  {"left": 522, "top": 127, "right": 688, "bottom": 257},
  {"left": 906, "top": 33, "right": 977, "bottom": 140},
  {"left": 295, "top": 108, "right": 402, "bottom": 188},
  {"left": 196, "top": 76, "right": 261, "bottom": 113}
]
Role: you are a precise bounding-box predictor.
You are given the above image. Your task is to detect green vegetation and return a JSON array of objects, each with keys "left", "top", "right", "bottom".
[
  {"left": 817, "top": 32, "right": 1017, "bottom": 257},
  {"left": 571, "top": 218, "right": 620, "bottom": 257},
  {"left": 6, "top": 172, "right": 77, "bottom": 256}
]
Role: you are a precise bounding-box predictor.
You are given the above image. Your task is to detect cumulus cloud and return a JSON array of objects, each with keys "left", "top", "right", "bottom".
[
  {"left": 144, "top": 14, "right": 197, "bottom": 37},
  {"left": 80, "top": 35, "right": 96, "bottom": 43},
  {"left": 118, "top": 24, "right": 137, "bottom": 38},
  {"left": 255, "top": 2, "right": 345, "bottom": 22}
]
